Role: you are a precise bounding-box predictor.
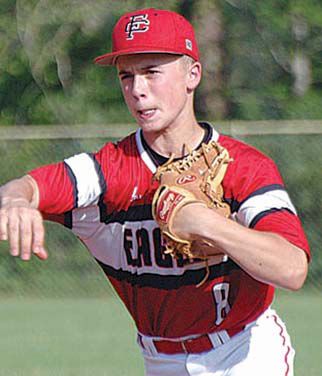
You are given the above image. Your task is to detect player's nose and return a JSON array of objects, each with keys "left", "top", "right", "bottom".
[{"left": 132, "top": 75, "right": 148, "bottom": 99}]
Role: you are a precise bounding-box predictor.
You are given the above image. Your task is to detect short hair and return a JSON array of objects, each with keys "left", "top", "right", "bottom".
[{"left": 181, "top": 55, "right": 196, "bottom": 69}]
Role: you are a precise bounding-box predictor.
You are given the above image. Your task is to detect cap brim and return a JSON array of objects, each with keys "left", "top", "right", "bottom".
[{"left": 94, "top": 48, "right": 186, "bottom": 66}]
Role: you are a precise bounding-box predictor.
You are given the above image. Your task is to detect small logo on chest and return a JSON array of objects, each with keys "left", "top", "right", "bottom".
[{"left": 131, "top": 186, "right": 143, "bottom": 202}]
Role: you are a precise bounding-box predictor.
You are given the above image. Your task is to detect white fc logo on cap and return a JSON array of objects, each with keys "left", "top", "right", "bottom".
[{"left": 125, "top": 14, "right": 150, "bottom": 40}]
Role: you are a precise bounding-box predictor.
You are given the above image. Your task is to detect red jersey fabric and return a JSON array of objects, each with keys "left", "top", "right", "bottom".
[{"left": 29, "top": 124, "right": 310, "bottom": 338}]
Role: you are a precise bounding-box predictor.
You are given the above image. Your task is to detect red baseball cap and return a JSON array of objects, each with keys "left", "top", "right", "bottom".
[{"left": 94, "top": 8, "right": 199, "bottom": 65}]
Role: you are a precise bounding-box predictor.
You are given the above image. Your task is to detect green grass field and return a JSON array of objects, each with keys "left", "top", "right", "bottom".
[{"left": 0, "top": 291, "right": 320, "bottom": 376}]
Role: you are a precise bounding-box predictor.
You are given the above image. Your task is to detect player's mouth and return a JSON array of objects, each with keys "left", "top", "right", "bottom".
[{"left": 137, "top": 108, "right": 157, "bottom": 120}]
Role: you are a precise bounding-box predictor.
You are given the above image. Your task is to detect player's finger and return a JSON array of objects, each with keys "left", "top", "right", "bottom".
[
  {"left": 0, "top": 209, "right": 8, "bottom": 241},
  {"left": 32, "top": 213, "right": 48, "bottom": 260},
  {"left": 33, "top": 248, "right": 48, "bottom": 260},
  {"left": 7, "top": 209, "right": 20, "bottom": 257},
  {"left": 19, "top": 209, "right": 33, "bottom": 261}
]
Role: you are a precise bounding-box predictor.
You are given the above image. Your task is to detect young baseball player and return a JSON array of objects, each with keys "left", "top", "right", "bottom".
[{"left": 0, "top": 8, "right": 310, "bottom": 376}]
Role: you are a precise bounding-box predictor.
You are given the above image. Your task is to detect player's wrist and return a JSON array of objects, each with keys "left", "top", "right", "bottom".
[
  {"left": 192, "top": 206, "right": 230, "bottom": 242},
  {"left": 0, "top": 196, "right": 31, "bottom": 208}
]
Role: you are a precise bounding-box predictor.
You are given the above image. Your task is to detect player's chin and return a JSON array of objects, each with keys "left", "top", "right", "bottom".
[
  {"left": 135, "top": 116, "right": 166, "bottom": 133},
  {"left": 136, "top": 118, "right": 159, "bottom": 129}
]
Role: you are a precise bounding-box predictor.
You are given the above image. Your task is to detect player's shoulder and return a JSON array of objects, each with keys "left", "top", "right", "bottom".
[
  {"left": 216, "top": 132, "right": 284, "bottom": 192},
  {"left": 95, "top": 131, "right": 138, "bottom": 159},
  {"left": 218, "top": 133, "right": 275, "bottom": 166}
]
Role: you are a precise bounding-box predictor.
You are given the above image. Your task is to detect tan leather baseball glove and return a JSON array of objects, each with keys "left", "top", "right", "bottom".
[{"left": 152, "top": 140, "right": 232, "bottom": 285}]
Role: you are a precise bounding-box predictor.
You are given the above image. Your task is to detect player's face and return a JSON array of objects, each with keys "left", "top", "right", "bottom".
[{"left": 117, "top": 54, "right": 200, "bottom": 134}]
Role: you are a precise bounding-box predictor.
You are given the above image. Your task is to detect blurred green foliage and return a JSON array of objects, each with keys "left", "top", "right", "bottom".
[
  {"left": 220, "top": 0, "right": 322, "bottom": 120},
  {"left": 1, "top": 0, "right": 322, "bottom": 124}
]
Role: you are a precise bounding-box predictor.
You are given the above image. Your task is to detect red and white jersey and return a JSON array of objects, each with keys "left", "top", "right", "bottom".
[{"left": 29, "top": 123, "right": 310, "bottom": 339}]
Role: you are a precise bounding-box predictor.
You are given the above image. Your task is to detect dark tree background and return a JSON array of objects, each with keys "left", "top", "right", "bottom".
[{"left": 1, "top": 0, "right": 321, "bottom": 125}]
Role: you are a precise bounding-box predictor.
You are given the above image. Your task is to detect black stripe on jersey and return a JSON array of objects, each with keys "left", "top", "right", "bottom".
[
  {"left": 99, "top": 201, "right": 109, "bottom": 223},
  {"left": 64, "top": 211, "right": 73, "bottom": 229},
  {"left": 103, "top": 204, "right": 153, "bottom": 225},
  {"left": 64, "top": 161, "right": 78, "bottom": 209},
  {"left": 90, "top": 152, "right": 107, "bottom": 194},
  {"left": 95, "top": 258, "right": 240, "bottom": 289},
  {"left": 140, "top": 122, "right": 213, "bottom": 167},
  {"left": 90, "top": 153, "right": 109, "bottom": 222},
  {"left": 199, "top": 122, "right": 213, "bottom": 143},
  {"left": 227, "top": 184, "right": 286, "bottom": 213},
  {"left": 249, "top": 207, "right": 295, "bottom": 228}
]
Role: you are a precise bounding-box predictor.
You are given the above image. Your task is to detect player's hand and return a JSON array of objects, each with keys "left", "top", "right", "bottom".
[
  {"left": 0, "top": 199, "right": 48, "bottom": 261},
  {"left": 171, "top": 202, "right": 209, "bottom": 241},
  {"left": 172, "top": 203, "right": 225, "bottom": 257}
]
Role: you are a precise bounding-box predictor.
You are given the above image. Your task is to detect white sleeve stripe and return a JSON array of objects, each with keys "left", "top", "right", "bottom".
[
  {"left": 237, "top": 184, "right": 285, "bottom": 210},
  {"left": 249, "top": 208, "right": 295, "bottom": 228},
  {"left": 64, "top": 162, "right": 78, "bottom": 208},
  {"left": 136, "top": 129, "right": 157, "bottom": 173},
  {"left": 236, "top": 189, "right": 297, "bottom": 227},
  {"left": 64, "top": 153, "right": 102, "bottom": 207}
]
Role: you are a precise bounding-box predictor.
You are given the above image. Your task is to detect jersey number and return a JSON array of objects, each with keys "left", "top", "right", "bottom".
[{"left": 212, "top": 283, "right": 231, "bottom": 325}]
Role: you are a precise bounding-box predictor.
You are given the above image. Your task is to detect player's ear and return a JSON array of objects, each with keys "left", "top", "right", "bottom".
[{"left": 186, "top": 61, "right": 202, "bottom": 92}]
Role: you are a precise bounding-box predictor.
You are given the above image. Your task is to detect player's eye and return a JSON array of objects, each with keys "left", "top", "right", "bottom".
[
  {"left": 146, "top": 69, "right": 160, "bottom": 76},
  {"left": 119, "top": 73, "right": 133, "bottom": 81}
]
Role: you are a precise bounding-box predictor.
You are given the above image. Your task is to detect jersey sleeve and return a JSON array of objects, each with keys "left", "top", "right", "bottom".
[
  {"left": 28, "top": 136, "right": 138, "bottom": 217},
  {"left": 224, "top": 145, "right": 310, "bottom": 258},
  {"left": 29, "top": 152, "right": 106, "bottom": 215}
]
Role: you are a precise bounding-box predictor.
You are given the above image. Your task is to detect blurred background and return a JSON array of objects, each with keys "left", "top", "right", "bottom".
[
  {"left": 2, "top": 0, "right": 322, "bottom": 124},
  {"left": 0, "top": 0, "right": 321, "bottom": 375}
]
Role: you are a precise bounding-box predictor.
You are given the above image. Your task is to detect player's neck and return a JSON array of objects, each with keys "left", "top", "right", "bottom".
[{"left": 143, "top": 120, "right": 205, "bottom": 158}]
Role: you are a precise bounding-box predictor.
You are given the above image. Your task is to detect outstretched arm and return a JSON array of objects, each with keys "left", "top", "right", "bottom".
[
  {"left": 172, "top": 203, "right": 308, "bottom": 291},
  {"left": 0, "top": 175, "right": 48, "bottom": 261}
]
